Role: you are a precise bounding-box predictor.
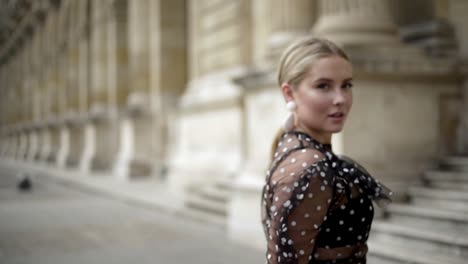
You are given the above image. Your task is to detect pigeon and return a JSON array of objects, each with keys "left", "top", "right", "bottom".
[{"left": 16, "top": 172, "right": 32, "bottom": 192}]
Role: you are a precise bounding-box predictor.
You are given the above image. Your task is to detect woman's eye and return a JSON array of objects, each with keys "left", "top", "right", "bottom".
[
  {"left": 343, "top": 83, "right": 353, "bottom": 89},
  {"left": 317, "top": 83, "right": 329, "bottom": 89}
]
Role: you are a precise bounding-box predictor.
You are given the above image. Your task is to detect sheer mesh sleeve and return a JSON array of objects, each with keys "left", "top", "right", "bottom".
[{"left": 265, "top": 148, "right": 334, "bottom": 264}]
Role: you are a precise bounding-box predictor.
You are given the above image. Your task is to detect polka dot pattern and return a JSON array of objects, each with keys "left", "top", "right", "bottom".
[{"left": 261, "top": 131, "right": 392, "bottom": 264}]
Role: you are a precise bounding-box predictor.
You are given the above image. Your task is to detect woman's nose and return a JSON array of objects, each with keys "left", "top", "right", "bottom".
[{"left": 333, "top": 89, "right": 346, "bottom": 105}]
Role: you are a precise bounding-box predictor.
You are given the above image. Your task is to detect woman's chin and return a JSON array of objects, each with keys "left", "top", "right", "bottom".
[{"left": 328, "top": 126, "right": 344, "bottom": 133}]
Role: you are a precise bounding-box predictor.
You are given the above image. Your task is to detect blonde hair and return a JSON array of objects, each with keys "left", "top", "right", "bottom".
[{"left": 270, "top": 37, "right": 350, "bottom": 161}]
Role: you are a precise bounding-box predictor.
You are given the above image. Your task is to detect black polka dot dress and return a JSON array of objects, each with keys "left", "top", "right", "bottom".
[{"left": 261, "top": 131, "right": 392, "bottom": 264}]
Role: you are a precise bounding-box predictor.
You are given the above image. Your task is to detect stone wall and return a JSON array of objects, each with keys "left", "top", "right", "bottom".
[{"left": 0, "top": 0, "right": 467, "bottom": 251}]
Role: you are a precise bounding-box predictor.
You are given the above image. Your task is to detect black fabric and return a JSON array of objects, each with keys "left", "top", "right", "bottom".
[{"left": 261, "top": 131, "right": 392, "bottom": 264}]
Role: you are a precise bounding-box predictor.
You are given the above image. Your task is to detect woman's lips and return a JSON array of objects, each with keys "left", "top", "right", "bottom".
[
  {"left": 328, "top": 112, "right": 345, "bottom": 121},
  {"left": 329, "top": 112, "right": 344, "bottom": 117}
]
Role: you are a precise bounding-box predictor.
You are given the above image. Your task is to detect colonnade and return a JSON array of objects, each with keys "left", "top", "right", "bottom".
[
  {"left": 0, "top": 0, "right": 465, "bottom": 250},
  {"left": 0, "top": 0, "right": 187, "bottom": 180}
]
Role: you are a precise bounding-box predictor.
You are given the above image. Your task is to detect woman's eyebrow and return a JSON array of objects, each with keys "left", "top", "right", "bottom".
[
  {"left": 312, "top": 77, "right": 353, "bottom": 83},
  {"left": 314, "top": 78, "right": 334, "bottom": 83}
]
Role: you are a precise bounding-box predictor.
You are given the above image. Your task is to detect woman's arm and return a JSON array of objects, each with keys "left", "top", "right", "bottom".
[{"left": 266, "top": 149, "right": 334, "bottom": 264}]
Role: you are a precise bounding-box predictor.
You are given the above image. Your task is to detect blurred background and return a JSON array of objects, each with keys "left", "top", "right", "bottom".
[{"left": 0, "top": 0, "right": 467, "bottom": 263}]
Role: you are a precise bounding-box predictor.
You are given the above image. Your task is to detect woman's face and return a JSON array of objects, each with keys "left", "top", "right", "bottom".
[{"left": 284, "top": 55, "right": 353, "bottom": 142}]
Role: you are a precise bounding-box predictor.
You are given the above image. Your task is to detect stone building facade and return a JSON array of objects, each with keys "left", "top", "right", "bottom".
[{"left": 1, "top": 0, "right": 468, "bottom": 259}]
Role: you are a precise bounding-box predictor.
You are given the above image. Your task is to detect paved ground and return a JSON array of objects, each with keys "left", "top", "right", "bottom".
[{"left": 0, "top": 164, "right": 265, "bottom": 264}]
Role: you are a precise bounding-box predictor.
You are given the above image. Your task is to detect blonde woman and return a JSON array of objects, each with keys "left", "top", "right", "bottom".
[{"left": 261, "top": 37, "right": 392, "bottom": 264}]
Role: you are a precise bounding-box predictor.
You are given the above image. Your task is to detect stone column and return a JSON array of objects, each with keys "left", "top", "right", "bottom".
[
  {"left": 0, "top": 69, "right": 5, "bottom": 156},
  {"left": 443, "top": 0, "right": 468, "bottom": 155},
  {"left": 113, "top": 0, "right": 134, "bottom": 180},
  {"left": 228, "top": 0, "right": 316, "bottom": 248},
  {"left": 66, "top": 0, "right": 89, "bottom": 168},
  {"left": 82, "top": 0, "right": 105, "bottom": 171},
  {"left": 68, "top": 1, "right": 80, "bottom": 116},
  {"left": 59, "top": 0, "right": 78, "bottom": 168},
  {"left": 458, "top": 79, "right": 468, "bottom": 155},
  {"left": 55, "top": 1, "right": 71, "bottom": 168},
  {"left": 265, "top": 0, "right": 315, "bottom": 59},
  {"left": 114, "top": 0, "right": 186, "bottom": 180},
  {"left": 17, "top": 50, "right": 29, "bottom": 160},
  {"left": 151, "top": 0, "right": 187, "bottom": 179},
  {"left": 12, "top": 56, "right": 23, "bottom": 160},
  {"left": 90, "top": 0, "right": 108, "bottom": 109},
  {"left": 106, "top": 1, "right": 118, "bottom": 110},
  {"left": 115, "top": 0, "right": 153, "bottom": 180},
  {"left": 7, "top": 60, "right": 17, "bottom": 159},
  {"left": 37, "top": 15, "right": 50, "bottom": 162},
  {"left": 313, "top": 0, "right": 398, "bottom": 46},
  {"left": 83, "top": 0, "right": 119, "bottom": 172},
  {"left": 62, "top": 1, "right": 83, "bottom": 167},
  {"left": 3, "top": 62, "right": 13, "bottom": 159},
  {"left": 169, "top": 0, "right": 247, "bottom": 199},
  {"left": 22, "top": 42, "right": 35, "bottom": 161},
  {"left": 47, "top": 6, "right": 63, "bottom": 164},
  {"left": 77, "top": 0, "right": 90, "bottom": 116},
  {"left": 9, "top": 59, "right": 15, "bottom": 159},
  {"left": 40, "top": 9, "right": 59, "bottom": 163},
  {"left": 5, "top": 61, "right": 13, "bottom": 158},
  {"left": 27, "top": 30, "right": 41, "bottom": 161},
  {"left": 114, "top": 0, "right": 130, "bottom": 108},
  {"left": 37, "top": 22, "right": 49, "bottom": 161},
  {"left": 4, "top": 62, "right": 9, "bottom": 157}
]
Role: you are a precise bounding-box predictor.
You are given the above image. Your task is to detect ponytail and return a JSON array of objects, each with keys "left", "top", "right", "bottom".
[{"left": 270, "top": 128, "right": 285, "bottom": 162}]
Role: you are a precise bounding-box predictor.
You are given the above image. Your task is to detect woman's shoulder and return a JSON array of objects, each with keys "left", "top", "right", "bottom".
[
  {"left": 270, "top": 146, "right": 330, "bottom": 185},
  {"left": 271, "top": 131, "right": 326, "bottom": 161}
]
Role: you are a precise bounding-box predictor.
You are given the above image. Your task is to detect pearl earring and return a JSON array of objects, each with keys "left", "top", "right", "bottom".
[{"left": 283, "top": 101, "right": 297, "bottom": 132}]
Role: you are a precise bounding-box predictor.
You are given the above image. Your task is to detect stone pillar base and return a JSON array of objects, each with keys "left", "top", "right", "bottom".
[
  {"left": 79, "top": 123, "right": 95, "bottom": 172},
  {"left": 56, "top": 126, "right": 70, "bottom": 168},
  {"left": 0, "top": 138, "right": 4, "bottom": 157},
  {"left": 6, "top": 135, "right": 18, "bottom": 158},
  {"left": 169, "top": 68, "right": 244, "bottom": 190},
  {"left": 27, "top": 131, "right": 39, "bottom": 161},
  {"left": 228, "top": 171, "right": 266, "bottom": 251},
  {"left": 85, "top": 119, "right": 119, "bottom": 172},
  {"left": 66, "top": 125, "right": 85, "bottom": 168},
  {"left": 113, "top": 115, "right": 158, "bottom": 181},
  {"left": 38, "top": 129, "right": 52, "bottom": 163},
  {"left": 16, "top": 133, "right": 29, "bottom": 160},
  {"left": 113, "top": 118, "right": 133, "bottom": 180},
  {"left": 47, "top": 128, "right": 61, "bottom": 164}
]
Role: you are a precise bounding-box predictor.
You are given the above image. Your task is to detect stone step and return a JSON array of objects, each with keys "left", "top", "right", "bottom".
[
  {"left": 409, "top": 186, "right": 468, "bottom": 202},
  {"left": 215, "top": 177, "right": 233, "bottom": 191},
  {"left": 185, "top": 192, "right": 227, "bottom": 217},
  {"left": 176, "top": 206, "right": 226, "bottom": 228},
  {"left": 195, "top": 185, "right": 230, "bottom": 203},
  {"left": 426, "top": 181, "right": 468, "bottom": 190},
  {"left": 371, "top": 221, "right": 468, "bottom": 258},
  {"left": 366, "top": 255, "right": 402, "bottom": 264},
  {"left": 411, "top": 197, "right": 468, "bottom": 212},
  {"left": 386, "top": 204, "right": 468, "bottom": 233},
  {"left": 184, "top": 179, "right": 232, "bottom": 222},
  {"left": 441, "top": 156, "right": 468, "bottom": 172},
  {"left": 424, "top": 170, "right": 468, "bottom": 182},
  {"left": 369, "top": 237, "right": 465, "bottom": 264}
]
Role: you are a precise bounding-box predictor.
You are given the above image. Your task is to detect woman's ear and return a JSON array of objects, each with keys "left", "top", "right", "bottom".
[{"left": 281, "top": 83, "right": 294, "bottom": 102}]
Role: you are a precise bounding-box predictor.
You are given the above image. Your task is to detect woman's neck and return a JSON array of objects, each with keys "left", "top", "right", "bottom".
[{"left": 295, "top": 124, "right": 332, "bottom": 145}]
